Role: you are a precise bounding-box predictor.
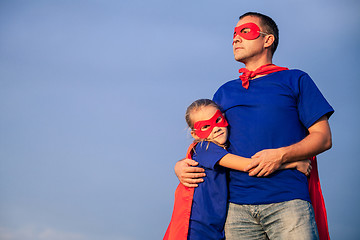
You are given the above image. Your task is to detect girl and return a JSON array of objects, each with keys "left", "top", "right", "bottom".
[{"left": 164, "top": 99, "right": 311, "bottom": 240}]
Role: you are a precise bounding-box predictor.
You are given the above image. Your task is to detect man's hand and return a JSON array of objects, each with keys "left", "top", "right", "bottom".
[
  {"left": 174, "top": 158, "right": 206, "bottom": 187},
  {"left": 244, "top": 148, "right": 285, "bottom": 177},
  {"left": 244, "top": 115, "right": 332, "bottom": 177}
]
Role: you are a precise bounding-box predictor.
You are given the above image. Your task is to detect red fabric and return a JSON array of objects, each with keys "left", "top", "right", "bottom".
[
  {"left": 164, "top": 145, "right": 330, "bottom": 240},
  {"left": 308, "top": 156, "right": 330, "bottom": 240},
  {"left": 163, "top": 143, "right": 196, "bottom": 240},
  {"left": 194, "top": 110, "right": 228, "bottom": 139},
  {"left": 239, "top": 64, "right": 289, "bottom": 89},
  {"left": 233, "top": 22, "right": 261, "bottom": 40}
]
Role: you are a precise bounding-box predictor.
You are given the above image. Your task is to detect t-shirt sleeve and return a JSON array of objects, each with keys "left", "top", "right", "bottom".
[
  {"left": 213, "top": 90, "right": 220, "bottom": 105},
  {"left": 213, "top": 87, "right": 225, "bottom": 112},
  {"left": 297, "top": 73, "right": 334, "bottom": 129},
  {"left": 193, "top": 142, "right": 229, "bottom": 169}
]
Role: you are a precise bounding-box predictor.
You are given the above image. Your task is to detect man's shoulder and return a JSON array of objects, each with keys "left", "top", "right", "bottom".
[
  {"left": 273, "top": 69, "right": 312, "bottom": 87},
  {"left": 213, "top": 78, "right": 240, "bottom": 103},
  {"left": 215, "top": 78, "right": 240, "bottom": 92},
  {"left": 282, "top": 69, "right": 309, "bottom": 78},
  {"left": 255, "top": 67, "right": 303, "bottom": 77}
]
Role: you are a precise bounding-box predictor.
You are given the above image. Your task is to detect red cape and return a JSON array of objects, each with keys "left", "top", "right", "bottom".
[
  {"left": 163, "top": 143, "right": 196, "bottom": 240},
  {"left": 164, "top": 144, "right": 330, "bottom": 240},
  {"left": 308, "top": 156, "right": 330, "bottom": 240}
]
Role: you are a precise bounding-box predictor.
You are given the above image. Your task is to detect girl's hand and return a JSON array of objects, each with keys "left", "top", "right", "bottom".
[
  {"left": 295, "top": 159, "right": 312, "bottom": 176},
  {"left": 174, "top": 158, "right": 206, "bottom": 187},
  {"left": 278, "top": 159, "right": 312, "bottom": 176}
]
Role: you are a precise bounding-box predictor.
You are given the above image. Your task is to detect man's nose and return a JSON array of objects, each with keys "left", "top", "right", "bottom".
[{"left": 232, "top": 35, "right": 242, "bottom": 45}]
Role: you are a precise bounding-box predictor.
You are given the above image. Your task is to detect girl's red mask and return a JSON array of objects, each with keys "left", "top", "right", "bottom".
[
  {"left": 193, "top": 110, "right": 228, "bottom": 139},
  {"left": 233, "top": 22, "right": 266, "bottom": 40}
]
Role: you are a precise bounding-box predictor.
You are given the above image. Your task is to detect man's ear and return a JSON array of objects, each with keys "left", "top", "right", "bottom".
[{"left": 264, "top": 34, "right": 275, "bottom": 49}]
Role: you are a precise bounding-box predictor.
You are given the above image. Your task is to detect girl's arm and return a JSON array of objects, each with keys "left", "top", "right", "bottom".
[
  {"left": 218, "top": 153, "right": 311, "bottom": 175},
  {"left": 218, "top": 153, "right": 252, "bottom": 171},
  {"left": 280, "top": 159, "right": 312, "bottom": 176}
]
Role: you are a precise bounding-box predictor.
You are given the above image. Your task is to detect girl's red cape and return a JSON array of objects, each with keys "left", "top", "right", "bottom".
[
  {"left": 163, "top": 143, "right": 196, "bottom": 240},
  {"left": 163, "top": 144, "right": 330, "bottom": 240}
]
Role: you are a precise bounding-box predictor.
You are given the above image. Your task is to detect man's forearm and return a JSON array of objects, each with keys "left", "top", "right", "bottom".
[
  {"left": 279, "top": 115, "right": 332, "bottom": 164},
  {"left": 247, "top": 115, "right": 331, "bottom": 177}
]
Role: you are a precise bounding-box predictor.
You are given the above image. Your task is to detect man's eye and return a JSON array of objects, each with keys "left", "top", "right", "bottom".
[
  {"left": 216, "top": 116, "right": 223, "bottom": 123},
  {"left": 201, "top": 125, "right": 210, "bottom": 131},
  {"left": 241, "top": 28, "right": 251, "bottom": 34}
]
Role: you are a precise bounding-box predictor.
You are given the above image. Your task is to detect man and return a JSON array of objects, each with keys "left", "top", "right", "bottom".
[{"left": 175, "top": 12, "right": 333, "bottom": 239}]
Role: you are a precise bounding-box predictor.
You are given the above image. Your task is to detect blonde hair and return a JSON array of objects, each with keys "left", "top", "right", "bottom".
[
  {"left": 185, "top": 99, "right": 220, "bottom": 129},
  {"left": 185, "top": 99, "right": 226, "bottom": 150}
]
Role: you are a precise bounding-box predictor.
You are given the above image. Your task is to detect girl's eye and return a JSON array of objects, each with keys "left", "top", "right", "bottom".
[
  {"left": 201, "top": 125, "right": 210, "bottom": 131},
  {"left": 216, "top": 116, "right": 223, "bottom": 123}
]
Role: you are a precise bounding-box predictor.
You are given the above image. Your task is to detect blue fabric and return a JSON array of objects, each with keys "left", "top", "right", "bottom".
[
  {"left": 213, "top": 69, "right": 334, "bottom": 205},
  {"left": 188, "top": 142, "right": 229, "bottom": 240}
]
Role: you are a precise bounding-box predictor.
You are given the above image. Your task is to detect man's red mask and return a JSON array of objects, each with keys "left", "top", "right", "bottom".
[
  {"left": 193, "top": 110, "right": 228, "bottom": 139},
  {"left": 233, "top": 22, "right": 267, "bottom": 40}
]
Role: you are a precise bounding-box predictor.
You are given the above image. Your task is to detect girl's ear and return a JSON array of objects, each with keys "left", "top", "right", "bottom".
[{"left": 191, "top": 130, "right": 200, "bottom": 140}]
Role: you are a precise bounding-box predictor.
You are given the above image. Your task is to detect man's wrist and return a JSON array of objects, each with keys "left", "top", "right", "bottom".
[{"left": 278, "top": 147, "right": 289, "bottom": 164}]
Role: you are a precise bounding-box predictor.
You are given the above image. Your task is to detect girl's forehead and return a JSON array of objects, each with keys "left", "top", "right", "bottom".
[
  {"left": 196, "top": 105, "right": 218, "bottom": 114},
  {"left": 192, "top": 105, "right": 218, "bottom": 121}
]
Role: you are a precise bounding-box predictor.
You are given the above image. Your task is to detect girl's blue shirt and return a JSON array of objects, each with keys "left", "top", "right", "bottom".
[{"left": 188, "top": 141, "right": 228, "bottom": 240}]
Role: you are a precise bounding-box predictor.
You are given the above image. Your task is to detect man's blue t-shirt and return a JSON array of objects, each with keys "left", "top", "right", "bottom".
[
  {"left": 188, "top": 141, "right": 229, "bottom": 240},
  {"left": 213, "top": 69, "right": 334, "bottom": 205}
]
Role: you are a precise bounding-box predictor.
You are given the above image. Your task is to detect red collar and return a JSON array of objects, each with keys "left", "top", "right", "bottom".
[{"left": 239, "top": 64, "right": 289, "bottom": 89}]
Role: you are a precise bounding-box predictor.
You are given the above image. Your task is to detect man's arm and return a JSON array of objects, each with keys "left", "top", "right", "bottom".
[
  {"left": 174, "top": 158, "right": 206, "bottom": 187},
  {"left": 245, "top": 115, "right": 332, "bottom": 177},
  {"left": 175, "top": 151, "right": 312, "bottom": 186},
  {"left": 218, "top": 154, "right": 311, "bottom": 175}
]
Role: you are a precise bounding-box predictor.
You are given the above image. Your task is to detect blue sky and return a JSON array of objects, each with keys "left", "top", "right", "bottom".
[{"left": 0, "top": 0, "right": 359, "bottom": 239}]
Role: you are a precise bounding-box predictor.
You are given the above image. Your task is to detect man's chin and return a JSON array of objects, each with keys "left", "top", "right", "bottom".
[{"left": 234, "top": 56, "right": 245, "bottom": 63}]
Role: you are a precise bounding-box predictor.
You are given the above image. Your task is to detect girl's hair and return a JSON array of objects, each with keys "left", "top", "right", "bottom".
[{"left": 185, "top": 99, "right": 220, "bottom": 129}]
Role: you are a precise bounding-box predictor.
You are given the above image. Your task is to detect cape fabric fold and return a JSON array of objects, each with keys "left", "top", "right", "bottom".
[
  {"left": 163, "top": 143, "right": 196, "bottom": 240},
  {"left": 164, "top": 145, "right": 330, "bottom": 240},
  {"left": 308, "top": 156, "right": 330, "bottom": 240}
]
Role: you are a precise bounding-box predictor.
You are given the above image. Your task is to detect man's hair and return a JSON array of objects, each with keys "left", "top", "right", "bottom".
[{"left": 239, "top": 12, "right": 279, "bottom": 55}]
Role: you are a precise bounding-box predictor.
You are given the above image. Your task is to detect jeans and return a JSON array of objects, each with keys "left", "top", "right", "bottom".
[{"left": 224, "top": 199, "right": 319, "bottom": 240}]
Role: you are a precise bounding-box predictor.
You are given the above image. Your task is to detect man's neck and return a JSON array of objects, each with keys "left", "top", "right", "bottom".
[
  {"left": 244, "top": 61, "right": 272, "bottom": 71},
  {"left": 242, "top": 52, "right": 273, "bottom": 71}
]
